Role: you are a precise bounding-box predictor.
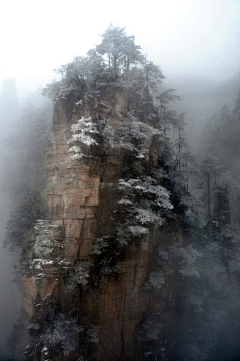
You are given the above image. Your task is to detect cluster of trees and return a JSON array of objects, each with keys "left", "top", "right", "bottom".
[
  {"left": 201, "top": 94, "right": 240, "bottom": 182},
  {"left": 139, "top": 92, "right": 240, "bottom": 361},
  {"left": 43, "top": 25, "right": 168, "bottom": 126},
  {"left": 197, "top": 94, "right": 240, "bottom": 230},
  {"left": 51, "top": 25, "right": 154, "bottom": 87}
]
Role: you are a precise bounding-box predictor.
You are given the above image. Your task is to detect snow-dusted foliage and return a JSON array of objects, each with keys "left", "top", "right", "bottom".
[
  {"left": 42, "top": 313, "right": 83, "bottom": 356},
  {"left": 66, "top": 261, "right": 93, "bottom": 289},
  {"left": 69, "top": 145, "right": 81, "bottom": 153},
  {"left": 128, "top": 225, "right": 149, "bottom": 236},
  {"left": 115, "top": 226, "right": 131, "bottom": 246},
  {"left": 70, "top": 152, "right": 84, "bottom": 160},
  {"left": 91, "top": 175, "right": 172, "bottom": 276},
  {"left": 103, "top": 111, "right": 162, "bottom": 160},
  {"left": 90, "top": 175, "right": 173, "bottom": 278},
  {"left": 68, "top": 116, "right": 99, "bottom": 145},
  {"left": 67, "top": 110, "right": 162, "bottom": 163},
  {"left": 68, "top": 116, "right": 99, "bottom": 160},
  {"left": 91, "top": 236, "right": 110, "bottom": 256},
  {"left": 52, "top": 82, "right": 79, "bottom": 100},
  {"left": 91, "top": 229, "right": 130, "bottom": 275},
  {"left": 118, "top": 198, "right": 133, "bottom": 206},
  {"left": 118, "top": 177, "right": 173, "bottom": 210},
  {"left": 118, "top": 176, "right": 173, "bottom": 231},
  {"left": 135, "top": 208, "right": 160, "bottom": 225},
  {"left": 34, "top": 235, "right": 53, "bottom": 257}
]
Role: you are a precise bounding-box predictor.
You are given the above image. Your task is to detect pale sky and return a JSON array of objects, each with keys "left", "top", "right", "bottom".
[{"left": 0, "top": 0, "right": 239, "bottom": 93}]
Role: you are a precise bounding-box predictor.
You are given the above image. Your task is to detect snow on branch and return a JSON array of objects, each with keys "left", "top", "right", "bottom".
[
  {"left": 118, "top": 176, "right": 173, "bottom": 231},
  {"left": 65, "top": 260, "right": 93, "bottom": 289},
  {"left": 68, "top": 117, "right": 99, "bottom": 160}
]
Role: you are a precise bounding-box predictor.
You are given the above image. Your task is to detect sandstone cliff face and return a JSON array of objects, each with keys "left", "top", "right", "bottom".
[{"left": 23, "top": 88, "right": 165, "bottom": 361}]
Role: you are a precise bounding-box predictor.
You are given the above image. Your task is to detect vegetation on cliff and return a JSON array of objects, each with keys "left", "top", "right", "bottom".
[{"left": 4, "top": 26, "right": 240, "bottom": 361}]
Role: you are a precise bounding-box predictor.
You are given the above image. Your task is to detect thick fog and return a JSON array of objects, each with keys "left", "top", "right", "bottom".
[
  {"left": 0, "top": 79, "right": 22, "bottom": 360},
  {"left": 0, "top": 0, "right": 239, "bottom": 360},
  {"left": 0, "top": 0, "right": 239, "bottom": 89}
]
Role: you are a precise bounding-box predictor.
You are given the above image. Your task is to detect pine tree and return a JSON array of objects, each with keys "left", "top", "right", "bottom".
[{"left": 96, "top": 25, "right": 144, "bottom": 78}]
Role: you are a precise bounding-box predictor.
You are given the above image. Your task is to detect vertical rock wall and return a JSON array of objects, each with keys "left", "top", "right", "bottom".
[{"left": 23, "top": 89, "right": 162, "bottom": 361}]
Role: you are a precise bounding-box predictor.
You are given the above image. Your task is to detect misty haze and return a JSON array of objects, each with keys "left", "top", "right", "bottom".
[{"left": 0, "top": 1, "right": 240, "bottom": 360}]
